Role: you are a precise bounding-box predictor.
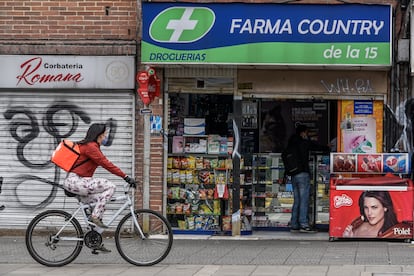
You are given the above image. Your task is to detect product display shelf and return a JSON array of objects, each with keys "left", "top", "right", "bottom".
[
  {"left": 221, "top": 166, "right": 253, "bottom": 235},
  {"left": 252, "top": 153, "right": 292, "bottom": 230},
  {"left": 309, "top": 152, "right": 331, "bottom": 230},
  {"left": 167, "top": 152, "right": 232, "bottom": 234},
  {"left": 172, "top": 135, "right": 233, "bottom": 156}
]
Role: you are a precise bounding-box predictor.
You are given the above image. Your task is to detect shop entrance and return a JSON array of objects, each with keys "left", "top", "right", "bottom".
[
  {"left": 166, "top": 93, "right": 338, "bottom": 233},
  {"left": 242, "top": 99, "right": 337, "bottom": 231}
]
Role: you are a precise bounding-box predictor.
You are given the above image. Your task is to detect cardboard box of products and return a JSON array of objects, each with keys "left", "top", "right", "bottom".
[
  {"left": 184, "top": 118, "right": 205, "bottom": 127},
  {"left": 184, "top": 118, "right": 205, "bottom": 135}
]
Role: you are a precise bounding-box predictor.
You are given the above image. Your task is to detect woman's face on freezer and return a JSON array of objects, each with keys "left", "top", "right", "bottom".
[{"left": 363, "top": 197, "right": 386, "bottom": 226}]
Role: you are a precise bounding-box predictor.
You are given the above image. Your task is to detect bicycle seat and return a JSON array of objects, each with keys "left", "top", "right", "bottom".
[
  {"left": 59, "top": 184, "right": 79, "bottom": 198},
  {"left": 64, "top": 189, "right": 77, "bottom": 197}
]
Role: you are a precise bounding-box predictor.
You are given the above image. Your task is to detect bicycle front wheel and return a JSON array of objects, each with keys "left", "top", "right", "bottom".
[
  {"left": 115, "top": 209, "right": 173, "bottom": 266},
  {"left": 25, "top": 210, "right": 84, "bottom": 267}
]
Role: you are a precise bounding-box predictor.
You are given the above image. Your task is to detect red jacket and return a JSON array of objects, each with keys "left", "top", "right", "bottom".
[{"left": 71, "top": 142, "right": 126, "bottom": 178}]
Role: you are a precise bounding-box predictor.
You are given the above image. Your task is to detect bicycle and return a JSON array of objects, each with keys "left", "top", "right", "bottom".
[{"left": 25, "top": 182, "right": 173, "bottom": 267}]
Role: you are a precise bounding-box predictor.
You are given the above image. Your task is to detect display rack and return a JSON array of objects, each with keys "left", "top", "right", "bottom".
[
  {"left": 167, "top": 135, "right": 232, "bottom": 234},
  {"left": 239, "top": 158, "right": 253, "bottom": 233},
  {"left": 251, "top": 153, "right": 292, "bottom": 229},
  {"left": 309, "top": 152, "right": 331, "bottom": 230}
]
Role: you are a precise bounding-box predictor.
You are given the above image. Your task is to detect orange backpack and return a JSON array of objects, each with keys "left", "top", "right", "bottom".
[{"left": 51, "top": 140, "right": 82, "bottom": 172}]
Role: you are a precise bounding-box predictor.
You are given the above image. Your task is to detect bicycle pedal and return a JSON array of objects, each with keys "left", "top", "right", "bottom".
[{"left": 91, "top": 249, "right": 99, "bottom": 255}]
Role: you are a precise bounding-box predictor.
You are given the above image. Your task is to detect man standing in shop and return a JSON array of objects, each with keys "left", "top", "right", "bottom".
[{"left": 286, "top": 124, "right": 330, "bottom": 233}]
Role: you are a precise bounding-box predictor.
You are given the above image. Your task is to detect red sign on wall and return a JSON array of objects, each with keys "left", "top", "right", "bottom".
[{"left": 136, "top": 67, "right": 160, "bottom": 106}]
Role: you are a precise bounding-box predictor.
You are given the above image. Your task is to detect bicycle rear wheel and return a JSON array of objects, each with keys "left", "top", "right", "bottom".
[
  {"left": 25, "top": 210, "right": 84, "bottom": 267},
  {"left": 115, "top": 209, "right": 173, "bottom": 266}
]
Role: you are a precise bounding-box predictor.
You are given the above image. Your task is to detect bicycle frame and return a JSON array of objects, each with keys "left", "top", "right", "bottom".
[{"left": 54, "top": 184, "right": 145, "bottom": 241}]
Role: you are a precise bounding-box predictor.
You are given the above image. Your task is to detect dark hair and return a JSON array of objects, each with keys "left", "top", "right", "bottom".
[
  {"left": 358, "top": 190, "right": 398, "bottom": 234},
  {"left": 295, "top": 124, "right": 308, "bottom": 135},
  {"left": 78, "top": 123, "right": 106, "bottom": 144}
]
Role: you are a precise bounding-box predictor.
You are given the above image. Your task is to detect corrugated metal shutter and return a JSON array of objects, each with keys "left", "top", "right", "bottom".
[
  {"left": 0, "top": 90, "right": 134, "bottom": 230},
  {"left": 165, "top": 67, "right": 236, "bottom": 94}
]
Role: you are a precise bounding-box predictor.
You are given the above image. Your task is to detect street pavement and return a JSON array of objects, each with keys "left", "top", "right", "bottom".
[{"left": 2, "top": 231, "right": 414, "bottom": 275}]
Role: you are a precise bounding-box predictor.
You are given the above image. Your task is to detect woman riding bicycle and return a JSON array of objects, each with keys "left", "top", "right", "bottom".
[{"left": 63, "top": 123, "right": 136, "bottom": 229}]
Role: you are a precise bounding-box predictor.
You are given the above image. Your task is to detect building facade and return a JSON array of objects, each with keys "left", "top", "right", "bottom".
[
  {"left": 0, "top": 0, "right": 412, "bottom": 236},
  {"left": 0, "top": 0, "right": 154, "bottom": 229}
]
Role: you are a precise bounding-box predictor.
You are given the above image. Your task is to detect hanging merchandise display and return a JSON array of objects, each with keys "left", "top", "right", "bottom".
[{"left": 214, "top": 169, "right": 229, "bottom": 199}]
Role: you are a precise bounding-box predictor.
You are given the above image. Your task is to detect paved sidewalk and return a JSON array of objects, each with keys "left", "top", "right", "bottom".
[
  {"left": 2, "top": 232, "right": 414, "bottom": 276},
  {"left": 2, "top": 263, "right": 414, "bottom": 276}
]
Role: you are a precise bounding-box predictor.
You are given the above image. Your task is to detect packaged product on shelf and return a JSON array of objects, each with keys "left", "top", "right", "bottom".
[
  {"left": 195, "top": 157, "right": 204, "bottom": 169},
  {"left": 199, "top": 203, "right": 213, "bottom": 214},
  {"left": 194, "top": 216, "right": 203, "bottom": 230},
  {"left": 184, "top": 118, "right": 205, "bottom": 135},
  {"left": 183, "top": 203, "right": 191, "bottom": 215},
  {"left": 191, "top": 202, "right": 199, "bottom": 213},
  {"left": 209, "top": 158, "right": 219, "bottom": 169},
  {"left": 207, "top": 188, "right": 214, "bottom": 199},
  {"left": 180, "top": 170, "right": 186, "bottom": 184},
  {"left": 198, "top": 170, "right": 210, "bottom": 184},
  {"left": 227, "top": 137, "right": 234, "bottom": 154},
  {"left": 178, "top": 220, "right": 186, "bottom": 230},
  {"left": 180, "top": 157, "right": 189, "bottom": 169},
  {"left": 204, "top": 216, "right": 219, "bottom": 230},
  {"left": 215, "top": 171, "right": 226, "bottom": 184},
  {"left": 199, "top": 189, "right": 207, "bottom": 200},
  {"left": 172, "top": 157, "right": 181, "bottom": 169},
  {"left": 203, "top": 158, "right": 211, "bottom": 169},
  {"left": 172, "top": 136, "right": 184, "bottom": 153},
  {"left": 187, "top": 156, "right": 196, "bottom": 169},
  {"left": 222, "top": 216, "right": 231, "bottom": 231},
  {"left": 192, "top": 173, "right": 200, "bottom": 185},
  {"left": 185, "top": 188, "right": 196, "bottom": 201},
  {"left": 186, "top": 170, "right": 194, "bottom": 184},
  {"left": 210, "top": 173, "right": 215, "bottom": 184},
  {"left": 225, "top": 158, "right": 233, "bottom": 169},
  {"left": 170, "top": 186, "right": 180, "bottom": 199},
  {"left": 184, "top": 118, "right": 205, "bottom": 127},
  {"left": 175, "top": 203, "right": 183, "bottom": 214},
  {"left": 167, "top": 203, "right": 177, "bottom": 214},
  {"left": 167, "top": 169, "right": 172, "bottom": 183},
  {"left": 167, "top": 157, "right": 173, "bottom": 169},
  {"left": 213, "top": 199, "right": 221, "bottom": 214},
  {"left": 172, "top": 170, "right": 180, "bottom": 184},
  {"left": 219, "top": 137, "right": 228, "bottom": 154},
  {"left": 184, "top": 137, "right": 207, "bottom": 153},
  {"left": 208, "top": 135, "right": 220, "bottom": 154},
  {"left": 218, "top": 159, "right": 226, "bottom": 168},
  {"left": 187, "top": 216, "right": 195, "bottom": 230}
]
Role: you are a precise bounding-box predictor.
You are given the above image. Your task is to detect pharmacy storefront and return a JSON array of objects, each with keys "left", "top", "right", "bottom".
[{"left": 141, "top": 3, "right": 392, "bottom": 234}]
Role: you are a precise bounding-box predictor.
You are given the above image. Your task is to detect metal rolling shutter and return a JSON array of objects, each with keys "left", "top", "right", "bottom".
[
  {"left": 0, "top": 90, "right": 134, "bottom": 229},
  {"left": 165, "top": 67, "right": 236, "bottom": 94}
]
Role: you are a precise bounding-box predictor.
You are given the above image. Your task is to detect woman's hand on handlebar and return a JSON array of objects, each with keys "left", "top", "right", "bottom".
[{"left": 124, "top": 175, "right": 137, "bottom": 188}]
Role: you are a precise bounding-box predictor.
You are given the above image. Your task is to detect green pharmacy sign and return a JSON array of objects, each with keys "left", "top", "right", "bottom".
[
  {"left": 149, "top": 7, "right": 215, "bottom": 43},
  {"left": 142, "top": 3, "right": 392, "bottom": 66}
]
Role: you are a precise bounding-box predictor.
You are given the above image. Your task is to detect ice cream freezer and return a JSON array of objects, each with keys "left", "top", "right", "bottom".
[{"left": 329, "top": 174, "right": 413, "bottom": 241}]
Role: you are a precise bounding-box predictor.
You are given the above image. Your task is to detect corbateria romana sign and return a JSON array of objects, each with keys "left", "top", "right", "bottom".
[{"left": 0, "top": 55, "right": 134, "bottom": 89}]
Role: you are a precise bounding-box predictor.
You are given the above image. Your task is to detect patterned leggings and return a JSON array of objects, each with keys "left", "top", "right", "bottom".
[{"left": 64, "top": 172, "right": 116, "bottom": 219}]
